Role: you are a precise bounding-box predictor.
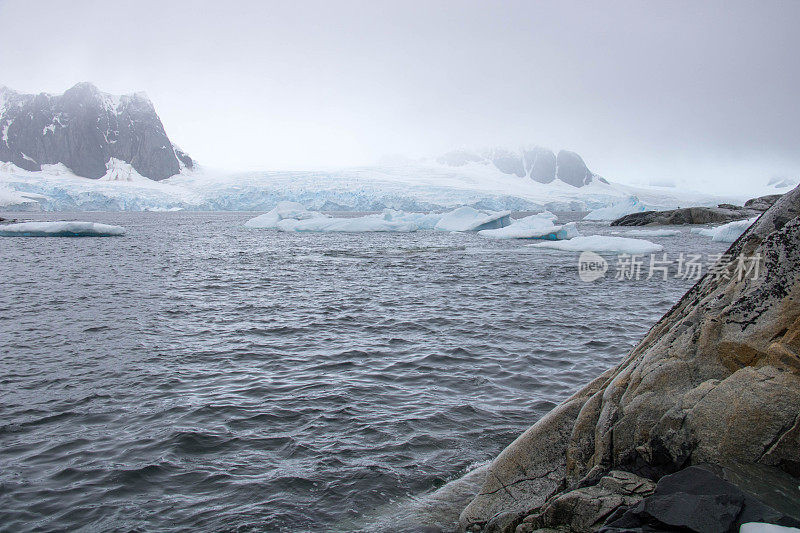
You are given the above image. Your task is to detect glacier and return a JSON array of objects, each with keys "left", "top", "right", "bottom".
[
  {"left": 529, "top": 235, "right": 663, "bottom": 254},
  {"left": 0, "top": 160, "right": 743, "bottom": 214},
  {"left": 0, "top": 221, "right": 126, "bottom": 237}
]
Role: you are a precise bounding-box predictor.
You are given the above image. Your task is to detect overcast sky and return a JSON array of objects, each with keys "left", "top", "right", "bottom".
[{"left": 1, "top": 0, "right": 797, "bottom": 193}]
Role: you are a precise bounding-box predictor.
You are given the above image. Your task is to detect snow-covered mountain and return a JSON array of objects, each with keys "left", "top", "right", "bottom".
[
  {"left": 0, "top": 85, "right": 766, "bottom": 213},
  {"left": 436, "top": 147, "right": 605, "bottom": 187},
  {"left": 0, "top": 82, "right": 191, "bottom": 181}
]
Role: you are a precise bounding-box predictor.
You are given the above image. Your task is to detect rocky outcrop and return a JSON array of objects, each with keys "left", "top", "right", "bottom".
[
  {"left": 611, "top": 206, "right": 761, "bottom": 226},
  {"left": 458, "top": 184, "right": 800, "bottom": 532},
  {"left": 599, "top": 465, "right": 800, "bottom": 532},
  {"left": 436, "top": 146, "right": 605, "bottom": 188},
  {"left": 0, "top": 82, "right": 190, "bottom": 180},
  {"left": 611, "top": 195, "right": 781, "bottom": 227},
  {"left": 745, "top": 194, "right": 782, "bottom": 212}
]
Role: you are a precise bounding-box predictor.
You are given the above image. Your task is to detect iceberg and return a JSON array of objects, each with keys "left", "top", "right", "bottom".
[
  {"left": 433, "top": 207, "right": 511, "bottom": 232},
  {"left": 277, "top": 212, "right": 418, "bottom": 232},
  {"left": 692, "top": 217, "right": 758, "bottom": 243},
  {"left": 626, "top": 228, "right": 681, "bottom": 237},
  {"left": 529, "top": 235, "right": 663, "bottom": 254},
  {"left": 244, "top": 201, "right": 327, "bottom": 228},
  {"left": 380, "top": 209, "right": 443, "bottom": 230},
  {"left": 478, "top": 213, "right": 579, "bottom": 240},
  {"left": 245, "top": 205, "right": 513, "bottom": 233},
  {"left": 0, "top": 221, "right": 126, "bottom": 237},
  {"left": 583, "top": 196, "right": 647, "bottom": 221}
]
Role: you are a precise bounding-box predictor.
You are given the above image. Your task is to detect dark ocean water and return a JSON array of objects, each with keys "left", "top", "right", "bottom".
[{"left": 0, "top": 212, "right": 729, "bottom": 532}]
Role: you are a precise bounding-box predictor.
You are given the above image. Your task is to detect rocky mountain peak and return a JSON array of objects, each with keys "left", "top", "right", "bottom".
[
  {"left": 437, "top": 145, "right": 606, "bottom": 187},
  {"left": 0, "top": 82, "right": 190, "bottom": 180}
]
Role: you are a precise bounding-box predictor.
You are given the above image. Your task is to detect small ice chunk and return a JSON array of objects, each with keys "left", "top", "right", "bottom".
[
  {"left": 434, "top": 207, "right": 511, "bottom": 232},
  {"left": 626, "top": 229, "right": 681, "bottom": 237},
  {"left": 692, "top": 217, "right": 758, "bottom": 243},
  {"left": 584, "top": 196, "right": 647, "bottom": 221},
  {"left": 0, "top": 221, "right": 125, "bottom": 237},
  {"left": 529, "top": 235, "right": 663, "bottom": 254}
]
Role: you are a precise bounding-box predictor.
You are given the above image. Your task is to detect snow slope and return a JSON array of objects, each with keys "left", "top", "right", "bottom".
[{"left": 0, "top": 160, "right": 743, "bottom": 213}]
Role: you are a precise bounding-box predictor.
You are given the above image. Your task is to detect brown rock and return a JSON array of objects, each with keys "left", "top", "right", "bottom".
[{"left": 459, "top": 184, "right": 800, "bottom": 531}]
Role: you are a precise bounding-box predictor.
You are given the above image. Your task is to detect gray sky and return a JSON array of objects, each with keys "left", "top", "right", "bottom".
[{"left": 1, "top": 0, "right": 798, "bottom": 193}]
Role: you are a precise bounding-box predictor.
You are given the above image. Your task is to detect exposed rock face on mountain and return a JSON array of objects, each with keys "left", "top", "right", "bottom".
[
  {"left": 486, "top": 148, "right": 526, "bottom": 177},
  {"left": 0, "top": 82, "right": 191, "bottom": 180},
  {"left": 555, "top": 150, "right": 593, "bottom": 188},
  {"left": 458, "top": 184, "right": 800, "bottom": 532},
  {"left": 436, "top": 147, "right": 605, "bottom": 188},
  {"left": 522, "top": 147, "right": 557, "bottom": 184}
]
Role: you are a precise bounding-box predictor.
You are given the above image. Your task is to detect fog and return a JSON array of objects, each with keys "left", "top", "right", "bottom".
[{"left": 1, "top": 0, "right": 798, "bottom": 193}]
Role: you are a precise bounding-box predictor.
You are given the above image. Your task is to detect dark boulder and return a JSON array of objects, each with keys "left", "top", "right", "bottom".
[{"left": 600, "top": 465, "right": 800, "bottom": 533}]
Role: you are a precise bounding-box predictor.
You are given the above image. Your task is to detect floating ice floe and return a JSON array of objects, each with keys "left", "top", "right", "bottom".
[
  {"left": 583, "top": 196, "right": 647, "bottom": 221},
  {"left": 692, "top": 217, "right": 758, "bottom": 243},
  {"left": 245, "top": 204, "right": 513, "bottom": 233},
  {"left": 0, "top": 221, "right": 126, "bottom": 237},
  {"left": 626, "top": 229, "right": 681, "bottom": 237},
  {"left": 277, "top": 213, "right": 419, "bottom": 232},
  {"left": 740, "top": 523, "right": 800, "bottom": 533},
  {"left": 478, "top": 213, "right": 579, "bottom": 240},
  {"left": 529, "top": 235, "right": 663, "bottom": 254},
  {"left": 433, "top": 207, "right": 511, "bottom": 232},
  {"left": 243, "top": 201, "right": 328, "bottom": 228}
]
